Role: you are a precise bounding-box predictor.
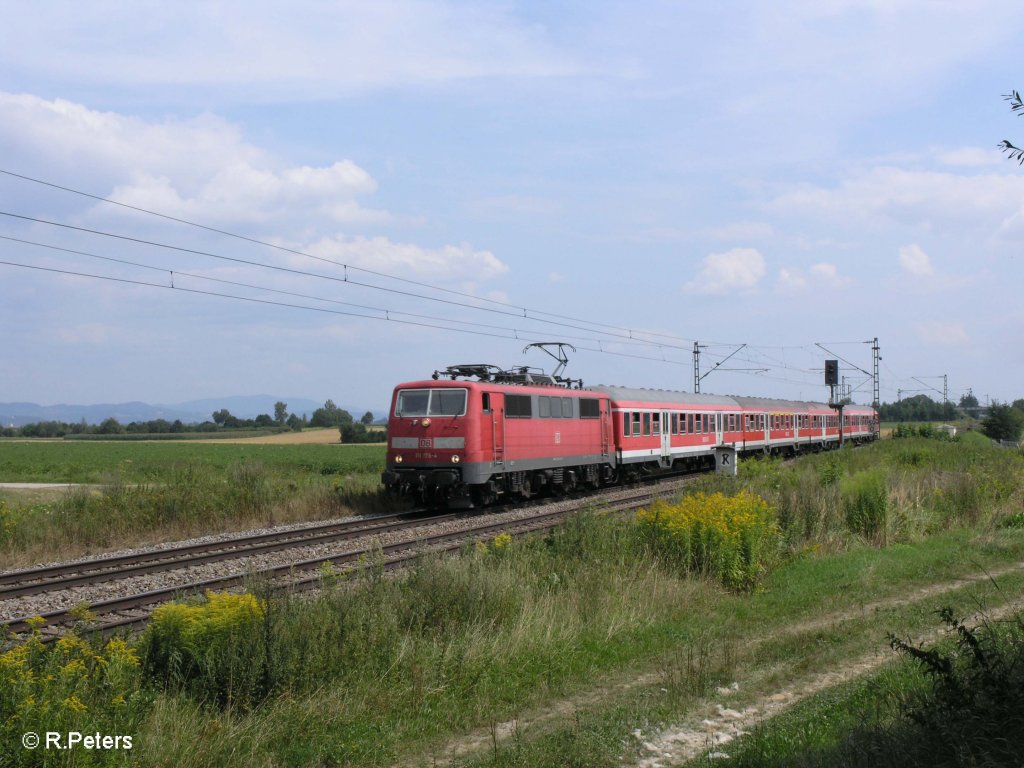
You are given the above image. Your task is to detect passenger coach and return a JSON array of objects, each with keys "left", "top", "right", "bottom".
[{"left": 382, "top": 365, "right": 878, "bottom": 507}]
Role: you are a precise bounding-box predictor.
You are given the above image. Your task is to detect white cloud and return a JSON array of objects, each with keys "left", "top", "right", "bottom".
[
  {"left": 809, "top": 262, "right": 851, "bottom": 286},
  {"left": 777, "top": 262, "right": 850, "bottom": 291},
  {"left": 686, "top": 248, "right": 765, "bottom": 294},
  {"left": 304, "top": 235, "right": 508, "bottom": 282},
  {"left": 898, "top": 244, "right": 934, "bottom": 277},
  {"left": 0, "top": 3, "right": 579, "bottom": 97},
  {"left": 767, "top": 166, "right": 1024, "bottom": 230},
  {"left": 916, "top": 320, "right": 969, "bottom": 346},
  {"left": 936, "top": 146, "right": 1004, "bottom": 167},
  {"left": 0, "top": 92, "right": 386, "bottom": 228},
  {"left": 778, "top": 268, "right": 807, "bottom": 291}
]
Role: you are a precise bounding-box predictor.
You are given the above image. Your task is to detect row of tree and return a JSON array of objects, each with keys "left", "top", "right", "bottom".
[
  {"left": 1, "top": 399, "right": 381, "bottom": 442},
  {"left": 877, "top": 393, "right": 1024, "bottom": 442}
]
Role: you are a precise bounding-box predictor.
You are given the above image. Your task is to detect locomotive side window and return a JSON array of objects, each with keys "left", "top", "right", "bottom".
[
  {"left": 539, "top": 396, "right": 551, "bottom": 418},
  {"left": 563, "top": 397, "right": 572, "bottom": 417},
  {"left": 579, "top": 398, "right": 600, "bottom": 419},
  {"left": 506, "top": 394, "right": 532, "bottom": 418},
  {"left": 550, "top": 397, "right": 562, "bottom": 418}
]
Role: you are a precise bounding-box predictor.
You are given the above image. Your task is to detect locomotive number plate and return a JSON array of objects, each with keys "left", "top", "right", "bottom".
[{"left": 419, "top": 438, "right": 433, "bottom": 448}]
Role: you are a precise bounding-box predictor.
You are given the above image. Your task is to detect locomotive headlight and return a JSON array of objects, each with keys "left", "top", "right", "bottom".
[
  {"left": 395, "top": 455, "right": 403, "bottom": 463},
  {"left": 421, "top": 418, "right": 432, "bottom": 427},
  {"left": 451, "top": 455, "right": 461, "bottom": 463}
]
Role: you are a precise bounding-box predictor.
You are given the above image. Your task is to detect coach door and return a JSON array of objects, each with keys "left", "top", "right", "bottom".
[
  {"left": 600, "top": 399, "right": 610, "bottom": 457},
  {"left": 487, "top": 392, "right": 505, "bottom": 465},
  {"left": 660, "top": 410, "right": 672, "bottom": 464}
]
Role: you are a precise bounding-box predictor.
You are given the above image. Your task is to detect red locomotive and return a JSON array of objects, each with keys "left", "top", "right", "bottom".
[{"left": 381, "top": 353, "right": 878, "bottom": 507}]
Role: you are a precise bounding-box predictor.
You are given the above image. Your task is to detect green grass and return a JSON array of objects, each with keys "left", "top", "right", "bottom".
[
  {"left": 690, "top": 607, "right": 1024, "bottom": 768},
  {"left": 0, "top": 441, "right": 385, "bottom": 483},
  {"left": 5, "top": 435, "right": 1024, "bottom": 766},
  {"left": 0, "top": 442, "right": 390, "bottom": 565}
]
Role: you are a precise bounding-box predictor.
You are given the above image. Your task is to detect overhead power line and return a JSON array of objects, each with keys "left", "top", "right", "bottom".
[
  {"left": 0, "top": 210, "right": 712, "bottom": 354},
  {"left": 0, "top": 168, "right": 705, "bottom": 348},
  {"left": 0, "top": 234, "right": 697, "bottom": 354},
  {"left": 0, "top": 258, "right": 703, "bottom": 369}
]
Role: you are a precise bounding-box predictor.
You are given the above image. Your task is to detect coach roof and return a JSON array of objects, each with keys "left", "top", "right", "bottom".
[{"left": 586, "top": 385, "right": 739, "bottom": 407}]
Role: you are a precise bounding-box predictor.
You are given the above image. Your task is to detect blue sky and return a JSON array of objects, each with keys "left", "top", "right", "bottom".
[{"left": 1, "top": 0, "right": 1023, "bottom": 412}]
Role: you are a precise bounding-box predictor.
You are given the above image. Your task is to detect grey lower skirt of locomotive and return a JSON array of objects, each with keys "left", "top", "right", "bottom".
[{"left": 382, "top": 460, "right": 617, "bottom": 509}]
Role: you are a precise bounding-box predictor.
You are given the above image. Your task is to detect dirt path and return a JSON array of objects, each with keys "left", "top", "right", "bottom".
[
  {"left": 424, "top": 559, "right": 1024, "bottom": 768},
  {"left": 630, "top": 594, "right": 1024, "bottom": 766}
]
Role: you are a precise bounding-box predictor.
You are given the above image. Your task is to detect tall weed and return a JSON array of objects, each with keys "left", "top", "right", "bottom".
[
  {"left": 637, "top": 491, "right": 781, "bottom": 590},
  {"left": 842, "top": 470, "right": 889, "bottom": 542}
]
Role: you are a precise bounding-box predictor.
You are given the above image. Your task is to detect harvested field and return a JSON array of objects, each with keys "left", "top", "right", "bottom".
[{"left": 189, "top": 428, "right": 353, "bottom": 445}]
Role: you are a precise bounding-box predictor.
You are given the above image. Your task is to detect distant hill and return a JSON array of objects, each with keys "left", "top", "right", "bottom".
[{"left": 0, "top": 396, "right": 380, "bottom": 427}]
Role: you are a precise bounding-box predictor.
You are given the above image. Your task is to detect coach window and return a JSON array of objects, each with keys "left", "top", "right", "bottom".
[
  {"left": 623, "top": 414, "right": 631, "bottom": 437},
  {"left": 652, "top": 413, "right": 661, "bottom": 435},
  {"left": 643, "top": 412, "right": 651, "bottom": 436},
  {"left": 632, "top": 412, "right": 641, "bottom": 435}
]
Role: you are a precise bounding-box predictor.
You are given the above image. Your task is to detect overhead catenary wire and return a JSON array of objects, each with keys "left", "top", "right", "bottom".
[
  {"left": 0, "top": 234, "right": 694, "bottom": 354},
  {"left": 0, "top": 210, "right": 709, "bottom": 355},
  {"left": 0, "top": 259, "right": 701, "bottom": 369},
  {"left": 0, "top": 167, "right": 863, "bottom": 355},
  {"left": 0, "top": 168, "right": 706, "bottom": 347},
  {"left": 0, "top": 169, "right": 888, "bottom": 396}
]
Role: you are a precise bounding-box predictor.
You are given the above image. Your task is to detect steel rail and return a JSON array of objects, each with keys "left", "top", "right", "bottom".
[{"left": 3, "top": 484, "right": 673, "bottom": 640}]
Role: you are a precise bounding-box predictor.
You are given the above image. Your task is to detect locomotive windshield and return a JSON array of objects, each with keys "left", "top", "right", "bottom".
[{"left": 395, "top": 388, "right": 467, "bottom": 417}]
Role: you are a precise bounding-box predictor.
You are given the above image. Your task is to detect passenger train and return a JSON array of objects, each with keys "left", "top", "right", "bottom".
[{"left": 381, "top": 362, "right": 878, "bottom": 507}]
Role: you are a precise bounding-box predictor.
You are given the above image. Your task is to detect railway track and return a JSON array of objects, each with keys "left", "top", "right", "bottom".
[
  {"left": 0, "top": 509, "right": 446, "bottom": 600},
  {"left": 0, "top": 481, "right": 677, "bottom": 642}
]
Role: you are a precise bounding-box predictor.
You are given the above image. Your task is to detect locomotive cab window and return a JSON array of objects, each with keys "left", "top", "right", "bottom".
[
  {"left": 395, "top": 388, "right": 467, "bottom": 417},
  {"left": 482, "top": 393, "right": 491, "bottom": 413}
]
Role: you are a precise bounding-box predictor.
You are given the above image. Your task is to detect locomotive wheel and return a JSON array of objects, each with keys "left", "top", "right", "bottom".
[
  {"left": 519, "top": 474, "right": 533, "bottom": 500},
  {"left": 471, "top": 485, "right": 494, "bottom": 508}
]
